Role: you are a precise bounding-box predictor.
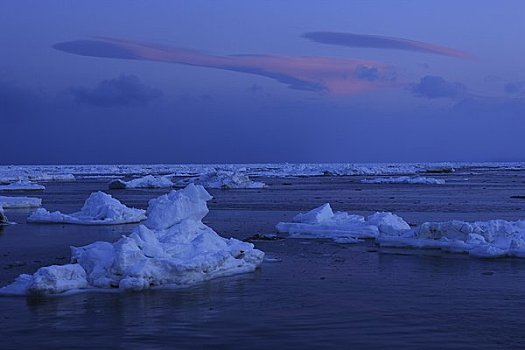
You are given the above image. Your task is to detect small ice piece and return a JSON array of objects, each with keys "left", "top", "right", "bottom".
[
  {"left": 0, "top": 206, "right": 7, "bottom": 224},
  {"left": 423, "top": 164, "right": 455, "bottom": 173},
  {"left": 1, "top": 184, "right": 264, "bottom": 295},
  {"left": 367, "top": 212, "right": 411, "bottom": 235},
  {"left": 0, "top": 180, "right": 45, "bottom": 191},
  {"left": 276, "top": 203, "right": 385, "bottom": 242},
  {"left": 361, "top": 176, "right": 445, "bottom": 185},
  {"left": 177, "top": 170, "right": 266, "bottom": 189},
  {"left": 27, "top": 191, "right": 145, "bottom": 225},
  {"left": 0, "top": 265, "right": 88, "bottom": 296},
  {"left": 0, "top": 196, "right": 42, "bottom": 208},
  {"left": 108, "top": 175, "right": 174, "bottom": 189}
]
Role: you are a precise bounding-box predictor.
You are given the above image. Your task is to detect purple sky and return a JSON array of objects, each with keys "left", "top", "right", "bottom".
[{"left": 1, "top": 1, "right": 524, "bottom": 164}]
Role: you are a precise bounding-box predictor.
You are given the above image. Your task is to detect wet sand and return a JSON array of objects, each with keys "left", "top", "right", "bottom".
[{"left": 1, "top": 171, "right": 525, "bottom": 349}]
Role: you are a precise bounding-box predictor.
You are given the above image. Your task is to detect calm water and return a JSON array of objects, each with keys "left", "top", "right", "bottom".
[{"left": 1, "top": 172, "right": 525, "bottom": 349}]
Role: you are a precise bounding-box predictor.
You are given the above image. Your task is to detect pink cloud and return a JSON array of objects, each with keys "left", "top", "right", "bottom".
[{"left": 54, "top": 38, "right": 400, "bottom": 96}]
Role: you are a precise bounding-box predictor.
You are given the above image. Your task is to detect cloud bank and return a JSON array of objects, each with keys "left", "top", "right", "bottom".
[
  {"left": 410, "top": 75, "right": 466, "bottom": 99},
  {"left": 53, "top": 38, "right": 399, "bottom": 96},
  {"left": 504, "top": 81, "right": 525, "bottom": 96},
  {"left": 68, "top": 74, "right": 162, "bottom": 107},
  {"left": 303, "top": 32, "right": 472, "bottom": 59}
]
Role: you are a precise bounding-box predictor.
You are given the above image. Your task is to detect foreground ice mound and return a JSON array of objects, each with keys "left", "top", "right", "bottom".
[
  {"left": 108, "top": 175, "right": 174, "bottom": 189},
  {"left": 1, "top": 184, "right": 264, "bottom": 296},
  {"left": 0, "top": 180, "right": 45, "bottom": 191},
  {"left": 27, "top": 192, "right": 146, "bottom": 225},
  {"left": 276, "top": 203, "right": 410, "bottom": 243},
  {"left": 177, "top": 170, "right": 265, "bottom": 189},
  {"left": 361, "top": 176, "right": 445, "bottom": 185},
  {"left": 0, "top": 196, "right": 42, "bottom": 208},
  {"left": 279, "top": 204, "right": 525, "bottom": 258}
]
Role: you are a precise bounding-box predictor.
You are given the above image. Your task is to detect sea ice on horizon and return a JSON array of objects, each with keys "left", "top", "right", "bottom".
[
  {"left": 27, "top": 192, "right": 146, "bottom": 225},
  {"left": 278, "top": 204, "right": 525, "bottom": 258},
  {"left": 0, "top": 180, "right": 45, "bottom": 191},
  {"left": 1, "top": 184, "right": 264, "bottom": 296},
  {"left": 0, "top": 196, "right": 42, "bottom": 208},
  {"left": 361, "top": 176, "right": 445, "bottom": 185},
  {"left": 108, "top": 175, "right": 174, "bottom": 189},
  {"left": 177, "top": 170, "right": 266, "bottom": 189}
]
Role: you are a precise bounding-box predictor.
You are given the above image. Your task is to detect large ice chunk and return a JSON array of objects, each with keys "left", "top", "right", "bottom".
[
  {"left": 27, "top": 191, "right": 146, "bottom": 225},
  {"left": 361, "top": 176, "right": 445, "bottom": 185},
  {"left": 379, "top": 219, "right": 525, "bottom": 258},
  {"left": 276, "top": 203, "right": 404, "bottom": 242},
  {"left": 0, "top": 180, "right": 45, "bottom": 191},
  {"left": 280, "top": 204, "right": 525, "bottom": 258},
  {"left": 108, "top": 175, "right": 174, "bottom": 189},
  {"left": 1, "top": 184, "right": 264, "bottom": 295},
  {"left": 0, "top": 196, "right": 42, "bottom": 208},
  {"left": 177, "top": 170, "right": 265, "bottom": 189}
]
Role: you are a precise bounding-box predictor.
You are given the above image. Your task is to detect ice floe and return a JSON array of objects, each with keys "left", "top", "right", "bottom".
[
  {"left": 177, "top": 170, "right": 266, "bottom": 189},
  {"left": 276, "top": 203, "right": 409, "bottom": 243},
  {"left": 1, "top": 184, "right": 264, "bottom": 296},
  {"left": 0, "top": 180, "right": 45, "bottom": 191},
  {"left": 378, "top": 219, "right": 525, "bottom": 258},
  {"left": 27, "top": 192, "right": 146, "bottom": 225},
  {"left": 0, "top": 196, "right": 42, "bottom": 208},
  {"left": 278, "top": 204, "right": 525, "bottom": 258},
  {"left": 361, "top": 176, "right": 445, "bottom": 185},
  {"left": 108, "top": 175, "right": 174, "bottom": 189}
]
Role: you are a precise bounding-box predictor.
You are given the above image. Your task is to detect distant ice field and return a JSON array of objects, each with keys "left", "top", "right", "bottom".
[{"left": 1, "top": 161, "right": 525, "bottom": 182}]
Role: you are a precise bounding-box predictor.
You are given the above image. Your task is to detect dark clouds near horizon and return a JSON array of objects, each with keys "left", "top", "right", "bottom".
[
  {"left": 504, "top": 81, "right": 525, "bottom": 96},
  {"left": 68, "top": 74, "right": 162, "bottom": 107},
  {"left": 410, "top": 75, "right": 466, "bottom": 99}
]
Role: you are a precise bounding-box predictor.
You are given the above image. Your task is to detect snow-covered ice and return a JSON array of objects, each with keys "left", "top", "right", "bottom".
[
  {"left": 378, "top": 219, "right": 525, "bottom": 258},
  {"left": 27, "top": 192, "right": 146, "bottom": 225},
  {"left": 276, "top": 203, "right": 410, "bottom": 243},
  {"left": 177, "top": 170, "right": 266, "bottom": 189},
  {"left": 278, "top": 203, "right": 525, "bottom": 258},
  {"left": 108, "top": 175, "right": 174, "bottom": 189},
  {"left": 1, "top": 184, "right": 264, "bottom": 296},
  {"left": 361, "top": 176, "right": 445, "bottom": 185},
  {"left": 0, "top": 180, "right": 45, "bottom": 191},
  {"left": 0, "top": 196, "right": 42, "bottom": 208}
]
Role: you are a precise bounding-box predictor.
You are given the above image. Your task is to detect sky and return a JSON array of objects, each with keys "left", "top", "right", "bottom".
[{"left": 1, "top": 1, "right": 524, "bottom": 164}]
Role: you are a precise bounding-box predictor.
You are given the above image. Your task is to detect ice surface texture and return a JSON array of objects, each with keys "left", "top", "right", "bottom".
[
  {"left": 361, "top": 176, "right": 445, "bottom": 185},
  {"left": 177, "top": 170, "right": 266, "bottom": 189},
  {"left": 108, "top": 175, "right": 174, "bottom": 189},
  {"left": 1, "top": 184, "right": 264, "bottom": 296},
  {"left": 0, "top": 162, "right": 523, "bottom": 180},
  {"left": 278, "top": 203, "right": 525, "bottom": 258},
  {"left": 0, "top": 196, "right": 42, "bottom": 208},
  {"left": 27, "top": 192, "right": 146, "bottom": 225},
  {"left": 0, "top": 181, "right": 45, "bottom": 191},
  {"left": 276, "top": 203, "right": 409, "bottom": 243}
]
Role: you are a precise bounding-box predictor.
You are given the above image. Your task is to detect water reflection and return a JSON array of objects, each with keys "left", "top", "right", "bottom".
[{"left": 2, "top": 241, "right": 525, "bottom": 349}]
